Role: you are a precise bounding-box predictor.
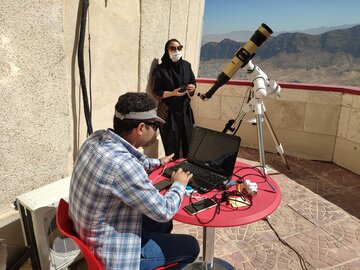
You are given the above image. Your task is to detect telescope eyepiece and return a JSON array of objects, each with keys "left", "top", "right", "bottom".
[{"left": 197, "top": 92, "right": 207, "bottom": 100}]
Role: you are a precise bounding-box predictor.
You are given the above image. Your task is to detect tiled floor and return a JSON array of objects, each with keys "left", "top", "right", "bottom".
[
  {"left": 239, "top": 147, "right": 360, "bottom": 220},
  {"left": 20, "top": 147, "right": 360, "bottom": 269},
  {"left": 172, "top": 147, "right": 360, "bottom": 269}
]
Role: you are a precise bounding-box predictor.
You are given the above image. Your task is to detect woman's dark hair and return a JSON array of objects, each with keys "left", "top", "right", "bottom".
[
  {"left": 164, "top": 38, "right": 181, "bottom": 52},
  {"left": 113, "top": 92, "right": 156, "bottom": 134}
]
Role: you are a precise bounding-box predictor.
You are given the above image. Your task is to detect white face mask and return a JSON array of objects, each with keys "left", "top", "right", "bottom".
[{"left": 169, "top": 51, "right": 182, "bottom": 62}]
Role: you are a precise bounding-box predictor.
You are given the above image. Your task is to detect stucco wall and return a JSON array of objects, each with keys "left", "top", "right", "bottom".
[
  {"left": 0, "top": 1, "right": 71, "bottom": 211},
  {"left": 63, "top": 0, "right": 142, "bottom": 158},
  {"left": 65, "top": 0, "right": 204, "bottom": 159},
  {"left": 0, "top": 0, "right": 205, "bottom": 232}
]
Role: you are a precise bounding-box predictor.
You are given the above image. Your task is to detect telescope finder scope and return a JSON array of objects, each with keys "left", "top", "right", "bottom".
[{"left": 199, "top": 23, "right": 273, "bottom": 100}]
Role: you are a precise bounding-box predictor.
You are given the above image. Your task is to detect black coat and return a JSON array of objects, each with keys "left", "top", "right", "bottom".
[
  {"left": 153, "top": 59, "right": 196, "bottom": 112},
  {"left": 153, "top": 58, "right": 196, "bottom": 158}
]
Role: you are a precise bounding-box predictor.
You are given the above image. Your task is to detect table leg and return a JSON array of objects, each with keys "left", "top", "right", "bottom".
[
  {"left": 184, "top": 227, "right": 235, "bottom": 270},
  {"left": 203, "top": 227, "right": 215, "bottom": 268}
]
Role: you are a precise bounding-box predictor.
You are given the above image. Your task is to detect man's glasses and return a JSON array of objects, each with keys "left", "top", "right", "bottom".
[
  {"left": 144, "top": 122, "right": 160, "bottom": 131},
  {"left": 168, "top": 45, "right": 183, "bottom": 52}
]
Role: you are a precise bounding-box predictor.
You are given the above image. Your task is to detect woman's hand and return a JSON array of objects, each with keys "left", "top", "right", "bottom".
[
  {"left": 162, "top": 88, "right": 187, "bottom": 98},
  {"left": 186, "top": 84, "right": 196, "bottom": 93},
  {"left": 162, "top": 85, "right": 195, "bottom": 98},
  {"left": 185, "top": 84, "right": 196, "bottom": 96},
  {"left": 173, "top": 87, "right": 188, "bottom": 97}
]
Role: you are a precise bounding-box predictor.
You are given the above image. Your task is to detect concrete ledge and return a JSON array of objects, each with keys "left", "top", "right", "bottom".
[{"left": 195, "top": 79, "right": 360, "bottom": 175}]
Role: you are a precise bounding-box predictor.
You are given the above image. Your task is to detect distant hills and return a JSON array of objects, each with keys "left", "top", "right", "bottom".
[
  {"left": 201, "top": 24, "right": 357, "bottom": 44},
  {"left": 198, "top": 25, "right": 360, "bottom": 87}
]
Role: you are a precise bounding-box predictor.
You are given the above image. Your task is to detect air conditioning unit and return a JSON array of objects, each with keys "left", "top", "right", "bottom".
[{"left": 16, "top": 177, "right": 81, "bottom": 270}]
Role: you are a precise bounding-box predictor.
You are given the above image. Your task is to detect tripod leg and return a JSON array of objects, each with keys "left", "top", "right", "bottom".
[
  {"left": 263, "top": 111, "right": 291, "bottom": 171},
  {"left": 255, "top": 112, "right": 267, "bottom": 171},
  {"left": 254, "top": 101, "right": 267, "bottom": 172},
  {"left": 254, "top": 101, "right": 276, "bottom": 192}
]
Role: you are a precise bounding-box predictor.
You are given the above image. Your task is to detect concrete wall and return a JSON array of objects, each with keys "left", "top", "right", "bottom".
[
  {"left": 0, "top": 0, "right": 205, "bottom": 244},
  {"left": 0, "top": 1, "right": 71, "bottom": 215},
  {"left": 334, "top": 94, "right": 360, "bottom": 174},
  {"left": 194, "top": 80, "right": 360, "bottom": 175}
]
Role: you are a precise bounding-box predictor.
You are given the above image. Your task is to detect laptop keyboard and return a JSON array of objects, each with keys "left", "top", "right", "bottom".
[{"left": 166, "top": 162, "right": 226, "bottom": 187}]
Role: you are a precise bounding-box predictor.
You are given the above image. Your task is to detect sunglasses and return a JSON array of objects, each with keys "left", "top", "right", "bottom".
[
  {"left": 144, "top": 122, "right": 160, "bottom": 131},
  {"left": 168, "top": 45, "right": 183, "bottom": 52}
]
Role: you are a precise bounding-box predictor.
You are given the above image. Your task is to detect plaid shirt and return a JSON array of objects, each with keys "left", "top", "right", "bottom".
[{"left": 69, "top": 129, "right": 185, "bottom": 269}]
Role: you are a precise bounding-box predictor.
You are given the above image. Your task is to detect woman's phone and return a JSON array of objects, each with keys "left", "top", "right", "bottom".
[
  {"left": 178, "top": 84, "right": 188, "bottom": 93},
  {"left": 183, "top": 198, "right": 217, "bottom": 215}
]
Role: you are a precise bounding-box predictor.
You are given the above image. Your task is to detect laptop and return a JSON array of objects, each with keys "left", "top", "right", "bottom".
[{"left": 164, "top": 126, "right": 241, "bottom": 193}]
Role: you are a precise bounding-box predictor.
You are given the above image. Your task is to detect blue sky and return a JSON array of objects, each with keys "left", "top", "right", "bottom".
[{"left": 203, "top": 0, "right": 360, "bottom": 34}]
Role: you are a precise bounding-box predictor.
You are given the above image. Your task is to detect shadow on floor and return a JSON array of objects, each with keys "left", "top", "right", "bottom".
[{"left": 239, "top": 146, "right": 360, "bottom": 219}]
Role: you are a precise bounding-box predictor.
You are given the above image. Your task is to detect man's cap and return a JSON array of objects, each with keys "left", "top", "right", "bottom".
[{"left": 114, "top": 108, "right": 165, "bottom": 123}]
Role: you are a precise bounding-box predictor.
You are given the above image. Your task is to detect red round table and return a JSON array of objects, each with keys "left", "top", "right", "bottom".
[{"left": 150, "top": 160, "right": 281, "bottom": 269}]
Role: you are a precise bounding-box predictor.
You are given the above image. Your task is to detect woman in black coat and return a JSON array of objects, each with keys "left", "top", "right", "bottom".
[{"left": 153, "top": 39, "right": 196, "bottom": 160}]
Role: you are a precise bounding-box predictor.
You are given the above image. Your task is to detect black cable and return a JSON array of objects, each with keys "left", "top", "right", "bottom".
[
  {"left": 87, "top": 7, "right": 93, "bottom": 119},
  {"left": 233, "top": 166, "right": 267, "bottom": 184},
  {"left": 264, "top": 217, "right": 310, "bottom": 270},
  {"left": 223, "top": 86, "right": 252, "bottom": 134},
  {"left": 234, "top": 165, "right": 265, "bottom": 178},
  {"left": 225, "top": 190, "right": 252, "bottom": 207},
  {"left": 186, "top": 188, "right": 253, "bottom": 225},
  {"left": 78, "top": 0, "right": 93, "bottom": 136},
  {"left": 233, "top": 165, "right": 276, "bottom": 193},
  {"left": 231, "top": 85, "right": 253, "bottom": 135},
  {"left": 187, "top": 192, "right": 221, "bottom": 224}
]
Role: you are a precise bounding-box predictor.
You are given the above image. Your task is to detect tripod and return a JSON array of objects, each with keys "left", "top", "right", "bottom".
[{"left": 223, "top": 60, "right": 291, "bottom": 184}]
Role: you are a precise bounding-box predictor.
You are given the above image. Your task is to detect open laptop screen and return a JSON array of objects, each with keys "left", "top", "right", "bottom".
[{"left": 187, "top": 127, "right": 241, "bottom": 178}]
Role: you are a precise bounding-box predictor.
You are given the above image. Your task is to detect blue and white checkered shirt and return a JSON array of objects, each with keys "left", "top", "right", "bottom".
[{"left": 69, "top": 129, "right": 185, "bottom": 269}]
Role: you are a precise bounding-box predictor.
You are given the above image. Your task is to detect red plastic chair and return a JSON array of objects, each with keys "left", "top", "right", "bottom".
[
  {"left": 56, "top": 199, "right": 177, "bottom": 270},
  {"left": 56, "top": 199, "right": 104, "bottom": 270}
]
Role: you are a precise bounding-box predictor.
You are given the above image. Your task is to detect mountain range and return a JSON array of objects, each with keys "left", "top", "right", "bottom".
[
  {"left": 198, "top": 25, "right": 360, "bottom": 87},
  {"left": 201, "top": 24, "right": 357, "bottom": 44}
]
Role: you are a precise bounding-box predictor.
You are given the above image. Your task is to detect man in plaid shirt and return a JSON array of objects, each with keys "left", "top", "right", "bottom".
[{"left": 69, "top": 92, "right": 199, "bottom": 269}]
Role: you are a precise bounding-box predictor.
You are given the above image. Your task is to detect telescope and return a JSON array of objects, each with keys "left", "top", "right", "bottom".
[{"left": 198, "top": 23, "right": 273, "bottom": 100}]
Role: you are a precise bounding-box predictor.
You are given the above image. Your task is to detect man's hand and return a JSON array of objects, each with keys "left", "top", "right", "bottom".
[
  {"left": 159, "top": 153, "right": 175, "bottom": 166},
  {"left": 171, "top": 168, "right": 193, "bottom": 187}
]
